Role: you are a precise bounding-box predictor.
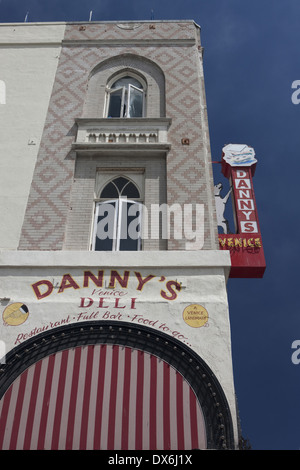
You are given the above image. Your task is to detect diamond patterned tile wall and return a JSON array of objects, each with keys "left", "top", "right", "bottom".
[{"left": 18, "top": 21, "right": 218, "bottom": 251}]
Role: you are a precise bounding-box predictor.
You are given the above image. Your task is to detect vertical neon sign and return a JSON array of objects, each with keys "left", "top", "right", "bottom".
[{"left": 219, "top": 144, "right": 266, "bottom": 278}]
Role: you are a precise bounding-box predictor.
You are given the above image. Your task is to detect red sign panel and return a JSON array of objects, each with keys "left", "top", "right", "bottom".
[{"left": 219, "top": 144, "right": 266, "bottom": 278}]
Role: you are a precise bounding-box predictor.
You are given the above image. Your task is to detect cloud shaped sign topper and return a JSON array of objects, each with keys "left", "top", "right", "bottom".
[{"left": 222, "top": 144, "right": 257, "bottom": 167}]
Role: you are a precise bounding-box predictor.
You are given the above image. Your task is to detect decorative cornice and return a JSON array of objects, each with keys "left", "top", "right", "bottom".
[
  {"left": 62, "top": 38, "right": 196, "bottom": 47},
  {"left": 75, "top": 118, "right": 172, "bottom": 125},
  {"left": 72, "top": 143, "right": 171, "bottom": 152}
]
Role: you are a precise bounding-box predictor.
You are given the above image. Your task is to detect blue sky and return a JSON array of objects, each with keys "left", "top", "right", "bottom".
[{"left": 1, "top": 0, "right": 300, "bottom": 450}]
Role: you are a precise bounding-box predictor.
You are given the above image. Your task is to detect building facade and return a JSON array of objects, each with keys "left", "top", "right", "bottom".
[{"left": 0, "top": 21, "right": 239, "bottom": 450}]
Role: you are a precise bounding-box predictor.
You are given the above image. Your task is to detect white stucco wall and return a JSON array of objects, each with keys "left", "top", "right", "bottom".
[
  {"left": 0, "top": 249, "right": 238, "bottom": 445},
  {"left": 0, "top": 23, "right": 66, "bottom": 249}
]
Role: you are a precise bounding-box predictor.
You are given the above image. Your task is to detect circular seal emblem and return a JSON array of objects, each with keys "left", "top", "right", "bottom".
[
  {"left": 183, "top": 304, "right": 208, "bottom": 328},
  {"left": 3, "top": 302, "right": 29, "bottom": 326}
]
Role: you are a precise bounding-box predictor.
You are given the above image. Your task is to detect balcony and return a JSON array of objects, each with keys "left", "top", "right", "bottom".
[{"left": 72, "top": 118, "right": 171, "bottom": 154}]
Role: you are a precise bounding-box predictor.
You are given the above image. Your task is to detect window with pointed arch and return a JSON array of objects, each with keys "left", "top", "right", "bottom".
[
  {"left": 105, "top": 74, "right": 146, "bottom": 118},
  {"left": 92, "top": 176, "right": 143, "bottom": 251}
]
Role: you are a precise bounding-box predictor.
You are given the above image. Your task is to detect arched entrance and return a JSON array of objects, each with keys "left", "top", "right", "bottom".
[{"left": 0, "top": 321, "right": 235, "bottom": 450}]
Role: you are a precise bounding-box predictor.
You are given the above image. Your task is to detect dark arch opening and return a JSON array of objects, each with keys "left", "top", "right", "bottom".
[{"left": 100, "top": 176, "right": 140, "bottom": 199}]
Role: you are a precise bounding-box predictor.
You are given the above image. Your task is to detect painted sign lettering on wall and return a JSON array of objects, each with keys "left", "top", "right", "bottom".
[
  {"left": 30, "top": 270, "right": 181, "bottom": 301},
  {"left": 0, "top": 268, "right": 217, "bottom": 357},
  {"left": 219, "top": 144, "right": 266, "bottom": 278}
]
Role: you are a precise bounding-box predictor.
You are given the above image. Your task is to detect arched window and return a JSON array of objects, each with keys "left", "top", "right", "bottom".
[
  {"left": 92, "top": 177, "right": 143, "bottom": 251},
  {"left": 106, "top": 75, "right": 145, "bottom": 118}
]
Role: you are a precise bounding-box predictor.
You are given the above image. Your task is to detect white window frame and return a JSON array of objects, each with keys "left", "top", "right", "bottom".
[
  {"left": 105, "top": 73, "right": 146, "bottom": 118},
  {"left": 127, "top": 84, "right": 144, "bottom": 118},
  {"left": 92, "top": 197, "right": 143, "bottom": 251}
]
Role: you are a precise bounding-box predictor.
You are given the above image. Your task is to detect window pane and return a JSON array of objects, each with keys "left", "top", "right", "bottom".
[
  {"left": 112, "top": 76, "right": 143, "bottom": 90},
  {"left": 128, "top": 86, "right": 143, "bottom": 117},
  {"left": 94, "top": 201, "right": 117, "bottom": 251},
  {"left": 119, "top": 201, "right": 141, "bottom": 251},
  {"left": 108, "top": 89, "right": 122, "bottom": 117},
  {"left": 113, "top": 176, "right": 129, "bottom": 193},
  {"left": 122, "top": 181, "right": 140, "bottom": 198},
  {"left": 100, "top": 182, "right": 119, "bottom": 199}
]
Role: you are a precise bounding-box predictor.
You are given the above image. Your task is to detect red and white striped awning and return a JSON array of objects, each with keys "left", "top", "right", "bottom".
[{"left": 0, "top": 344, "right": 207, "bottom": 450}]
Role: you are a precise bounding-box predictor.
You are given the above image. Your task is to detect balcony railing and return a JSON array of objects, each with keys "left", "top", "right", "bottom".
[{"left": 73, "top": 118, "right": 171, "bottom": 152}]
